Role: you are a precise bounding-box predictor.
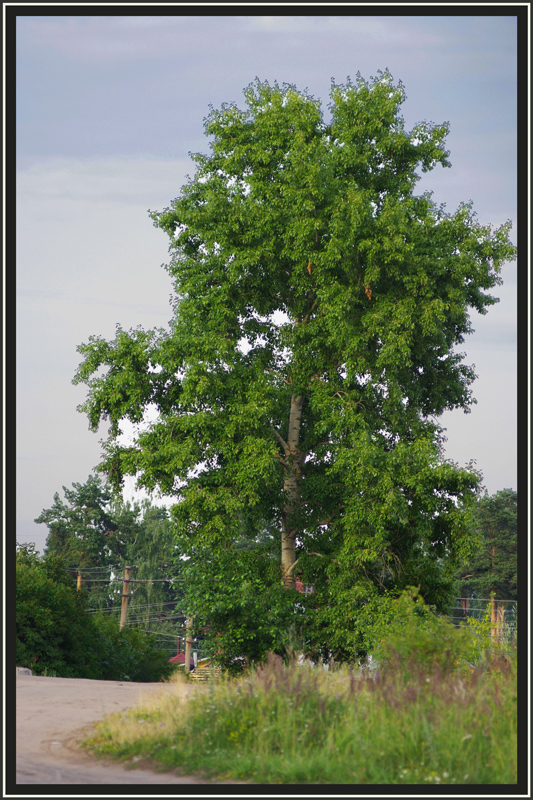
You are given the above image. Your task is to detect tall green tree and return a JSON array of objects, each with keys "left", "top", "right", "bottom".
[
  {"left": 121, "top": 502, "right": 184, "bottom": 631},
  {"left": 35, "top": 475, "right": 121, "bottom": 607},
  {"left": 74, "top": 74, "right": 515, "bottom": 662},
  {"left": 35, "top": 476, "right": 181, "bottom": 620},
  {"left": 456, "top": 489, "right": 517, "bottom": 601},
  {"left": 36, "top": 474, "right": 117, "bottom": 567}
]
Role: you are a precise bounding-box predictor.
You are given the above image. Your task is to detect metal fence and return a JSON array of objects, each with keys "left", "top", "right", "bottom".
[{"left": 448, "top": 596, "right": 517, "bottom": 647}]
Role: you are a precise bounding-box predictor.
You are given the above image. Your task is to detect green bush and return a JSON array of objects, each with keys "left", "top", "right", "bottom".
[
  {"left": 16, "top": 544, "right": 176, "bottom": 682},
  {"left": 372, "top": 588, "right": 478, "bottom": 678},
  {"left": 90, "top": 613, "right": 176, "bottom": 682},
  {"left": 182, "top": 547, "right": 301, "bottom": 674},
  {"left": 16, "top": 546, "right": 99, "bottom": 678}
]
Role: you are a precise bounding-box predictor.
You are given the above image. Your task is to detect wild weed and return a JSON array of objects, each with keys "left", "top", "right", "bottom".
[{"left": 84, "top": 647, "right": 517, "bottom": 784}]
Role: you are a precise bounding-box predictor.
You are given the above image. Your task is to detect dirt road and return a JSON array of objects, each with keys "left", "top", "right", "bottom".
[{"left": 15, "top": 673, "right": 246, "bottom": 786}]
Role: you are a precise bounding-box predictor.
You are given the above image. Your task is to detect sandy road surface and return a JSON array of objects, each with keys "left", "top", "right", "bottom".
[{"left": 15, "top": 674, "right": 247, "bottom": 786}]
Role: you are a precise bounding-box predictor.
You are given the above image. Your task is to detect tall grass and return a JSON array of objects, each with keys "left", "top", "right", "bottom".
[{"left": 83, "top": 649, "right": 517, "bottom": 785}]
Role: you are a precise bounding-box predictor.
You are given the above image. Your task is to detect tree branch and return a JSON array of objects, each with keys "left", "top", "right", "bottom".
[
  {"left": 285, "top": 557, "right": 300, "bottom": 577},
  {"left": 318, "top": 506, "right": 344, "bottom": 526},
  {"left": 301, "top": 300, "right": 318, "bottom": 325},
  {"left": 286, "top": 551, "right": 324, "bottom": 579},
  {"left": 271, "top": 426, "right": 289, "bottom": 455},
  {"left": 266, "top": 369, "right": 291, "bottom": 385},
  {"left": 274, "top": 452, "right": 289, "bottom": 471}
]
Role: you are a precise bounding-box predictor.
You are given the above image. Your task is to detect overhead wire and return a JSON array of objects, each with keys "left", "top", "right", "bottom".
[
  {"left": 454, "top": 597, "right": 517, "bottom": 604},
  {"left": 64, "top": 564, "right": 124, "bottom": 573},
  {"left": 85, "top": 600, "right": 182, "bottom": 613}
]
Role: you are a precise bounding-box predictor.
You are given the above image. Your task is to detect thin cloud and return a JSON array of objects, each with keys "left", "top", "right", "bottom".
[
  {"left": 240, "top": 14, "right": 473, "bottom": 48},
  {"left": 17, "top": 287, "right": 168, "bottom": 315},
  {"left": 20, "top": 15, "right": 228, "bottom": 62},
  {"left": 17, "top": 157, "right": 190, "bottom": 206}
]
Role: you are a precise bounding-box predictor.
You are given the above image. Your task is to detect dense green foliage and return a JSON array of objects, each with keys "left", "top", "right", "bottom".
[
  {"left": 456, "top": 489, "right": 517, "bottom": 601},
  {"left": 88, "top": 612, "right": 177, "bottom": 682},
  {"left": 35, "top": 475, "right": 182, "bottom": 625},
  {"left": 16, "top": 543, "right": 97, "bottom": 677},
  {"left": 73, "top": 73, "right": 515, "bottom": 666},
  {"left": 183, "top": 541, "right": 302, "bottom": 672},
  {"left": 16, "top": 544, "right": 176, "bottom": 681}
]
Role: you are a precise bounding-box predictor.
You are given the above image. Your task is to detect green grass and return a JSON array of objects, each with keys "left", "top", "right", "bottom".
[{"left": 82, "top": 649, "right": 517, "bottom": 785}]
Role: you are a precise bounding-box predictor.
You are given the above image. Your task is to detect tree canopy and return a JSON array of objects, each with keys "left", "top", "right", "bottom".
[
  {"left": 74, "top": 73, "right": 515, "bottom": 663},
  {"left": 35, "top": 475, "right": 182, "bottom": 622},
  {"left": 456, "top": 489, "right": 517, "bottom": 602}
]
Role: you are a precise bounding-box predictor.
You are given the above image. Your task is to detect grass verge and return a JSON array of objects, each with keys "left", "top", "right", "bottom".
[{"left": 82, "top": 651, "right": 517, "bottom": 785}]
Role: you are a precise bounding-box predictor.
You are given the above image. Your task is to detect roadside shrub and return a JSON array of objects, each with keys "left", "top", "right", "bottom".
[
  {"left": 16, "top": 546, "right": 99, "bottom": 678},
  {"left": 16, "top": 544, "right": 176, "bottom": 682},
  {"left": 182, "top": 547, "right": 300, "bottom": 674},
  {"left": 372, "top": 588, "right": 478, "bottom": 679},
  {"left": 90, "top": 612, "right": 176, "bottom": 682}
]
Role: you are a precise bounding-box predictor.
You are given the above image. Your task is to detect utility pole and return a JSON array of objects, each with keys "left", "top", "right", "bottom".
[
  {"left": 77, "top": 570, "right": 82, "bottom": 591},
  {"left": 120, "top": 566, "right": 135, "bottom": 630},
  {"left": 184, "top": 616, "right": 193, "bottom": 674},
  {"left": 146, "top": 577, "right": 153, "bottom": 632}
]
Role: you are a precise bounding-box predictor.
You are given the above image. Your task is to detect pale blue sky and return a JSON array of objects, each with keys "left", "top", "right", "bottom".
[{"left": 15, "top": 13, "right": 518, "bottom": 552}]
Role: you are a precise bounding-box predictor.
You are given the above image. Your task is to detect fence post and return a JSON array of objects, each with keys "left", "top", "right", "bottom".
[
  {"left": 490, "top": 591, "right": 497, "bottom": 640},
  {"left": 496, "top": 605, "right": 505, "bottom": 642},
  {"left": 120, "top": 566, "right": 134, "bottom": 630}
]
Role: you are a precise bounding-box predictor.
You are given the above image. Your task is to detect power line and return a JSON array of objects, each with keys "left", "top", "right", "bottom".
[
  {"left": 64, "top": 564, "right": 124, "bottom": 573},
  {"left": 454, "top": 597, "right": 517, "bottom": 604},
  {"left": 85, "top": 600, "right": 182, "bottom": 613},
  {"left": 123, "top": 628, "right": 183, "bottom": 639},
  {"left": 448, "top": 606, "right": 517, "bottom": 613},
  {"left": 119, "top": 611, "right": 185, "bottom": 622},
  {"left": 65, "top": 562, "right": 180, "bottom": 573},
  {"left": 72, "top": 576, "right": 182, "bottom": 583},
  {"left": 448, "top": 617, "right": 516, "bottom": 629}
]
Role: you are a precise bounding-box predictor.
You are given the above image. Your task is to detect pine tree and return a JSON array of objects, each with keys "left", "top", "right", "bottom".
[{"left": 457, "top": 489, "right": 517, "bottom": 601}]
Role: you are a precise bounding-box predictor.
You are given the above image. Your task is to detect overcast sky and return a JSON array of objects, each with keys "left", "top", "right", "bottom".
[{"left": 15, "top": 12, "right": 518, "bottom": 553}]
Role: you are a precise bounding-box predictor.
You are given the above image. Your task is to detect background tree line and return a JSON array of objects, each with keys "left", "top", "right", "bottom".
[
  {"left": 17, "top": 473, "right": 517, "bottom": 678},
  {"left": 16, "top": 540, "right": 176, "bottom": 681},
  {"left": 16, "top": 475, "right": 187, "bottom": 679}
]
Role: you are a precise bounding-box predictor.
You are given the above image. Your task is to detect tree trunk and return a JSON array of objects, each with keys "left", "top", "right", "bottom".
[{"left": 281, "top": 395, "right": 303, "bottom": 589}]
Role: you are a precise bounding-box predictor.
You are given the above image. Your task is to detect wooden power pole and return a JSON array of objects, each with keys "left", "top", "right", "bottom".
[
  {"left": 184, "top": 616, "right": 193, "bottom": 674},
  {"left": 120, "top": 566, "right": 134, "bottom": 630}
]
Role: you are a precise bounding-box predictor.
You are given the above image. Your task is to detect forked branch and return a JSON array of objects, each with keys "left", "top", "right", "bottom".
[{"left": 271, "top": 425, "right": 289, "bottom": 455}]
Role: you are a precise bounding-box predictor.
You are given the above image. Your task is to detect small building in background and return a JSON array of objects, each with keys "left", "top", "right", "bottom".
[
  {"left": 168, "top": 635, "right": 195, "bottom": 670},
  {"left": 295, "top": 577, "right": 314, "bottom": 595}
]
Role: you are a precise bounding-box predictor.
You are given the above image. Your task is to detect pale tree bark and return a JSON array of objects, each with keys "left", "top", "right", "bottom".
[{"left": 280, "top": 395, "right": 304, "bottom": 590}]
